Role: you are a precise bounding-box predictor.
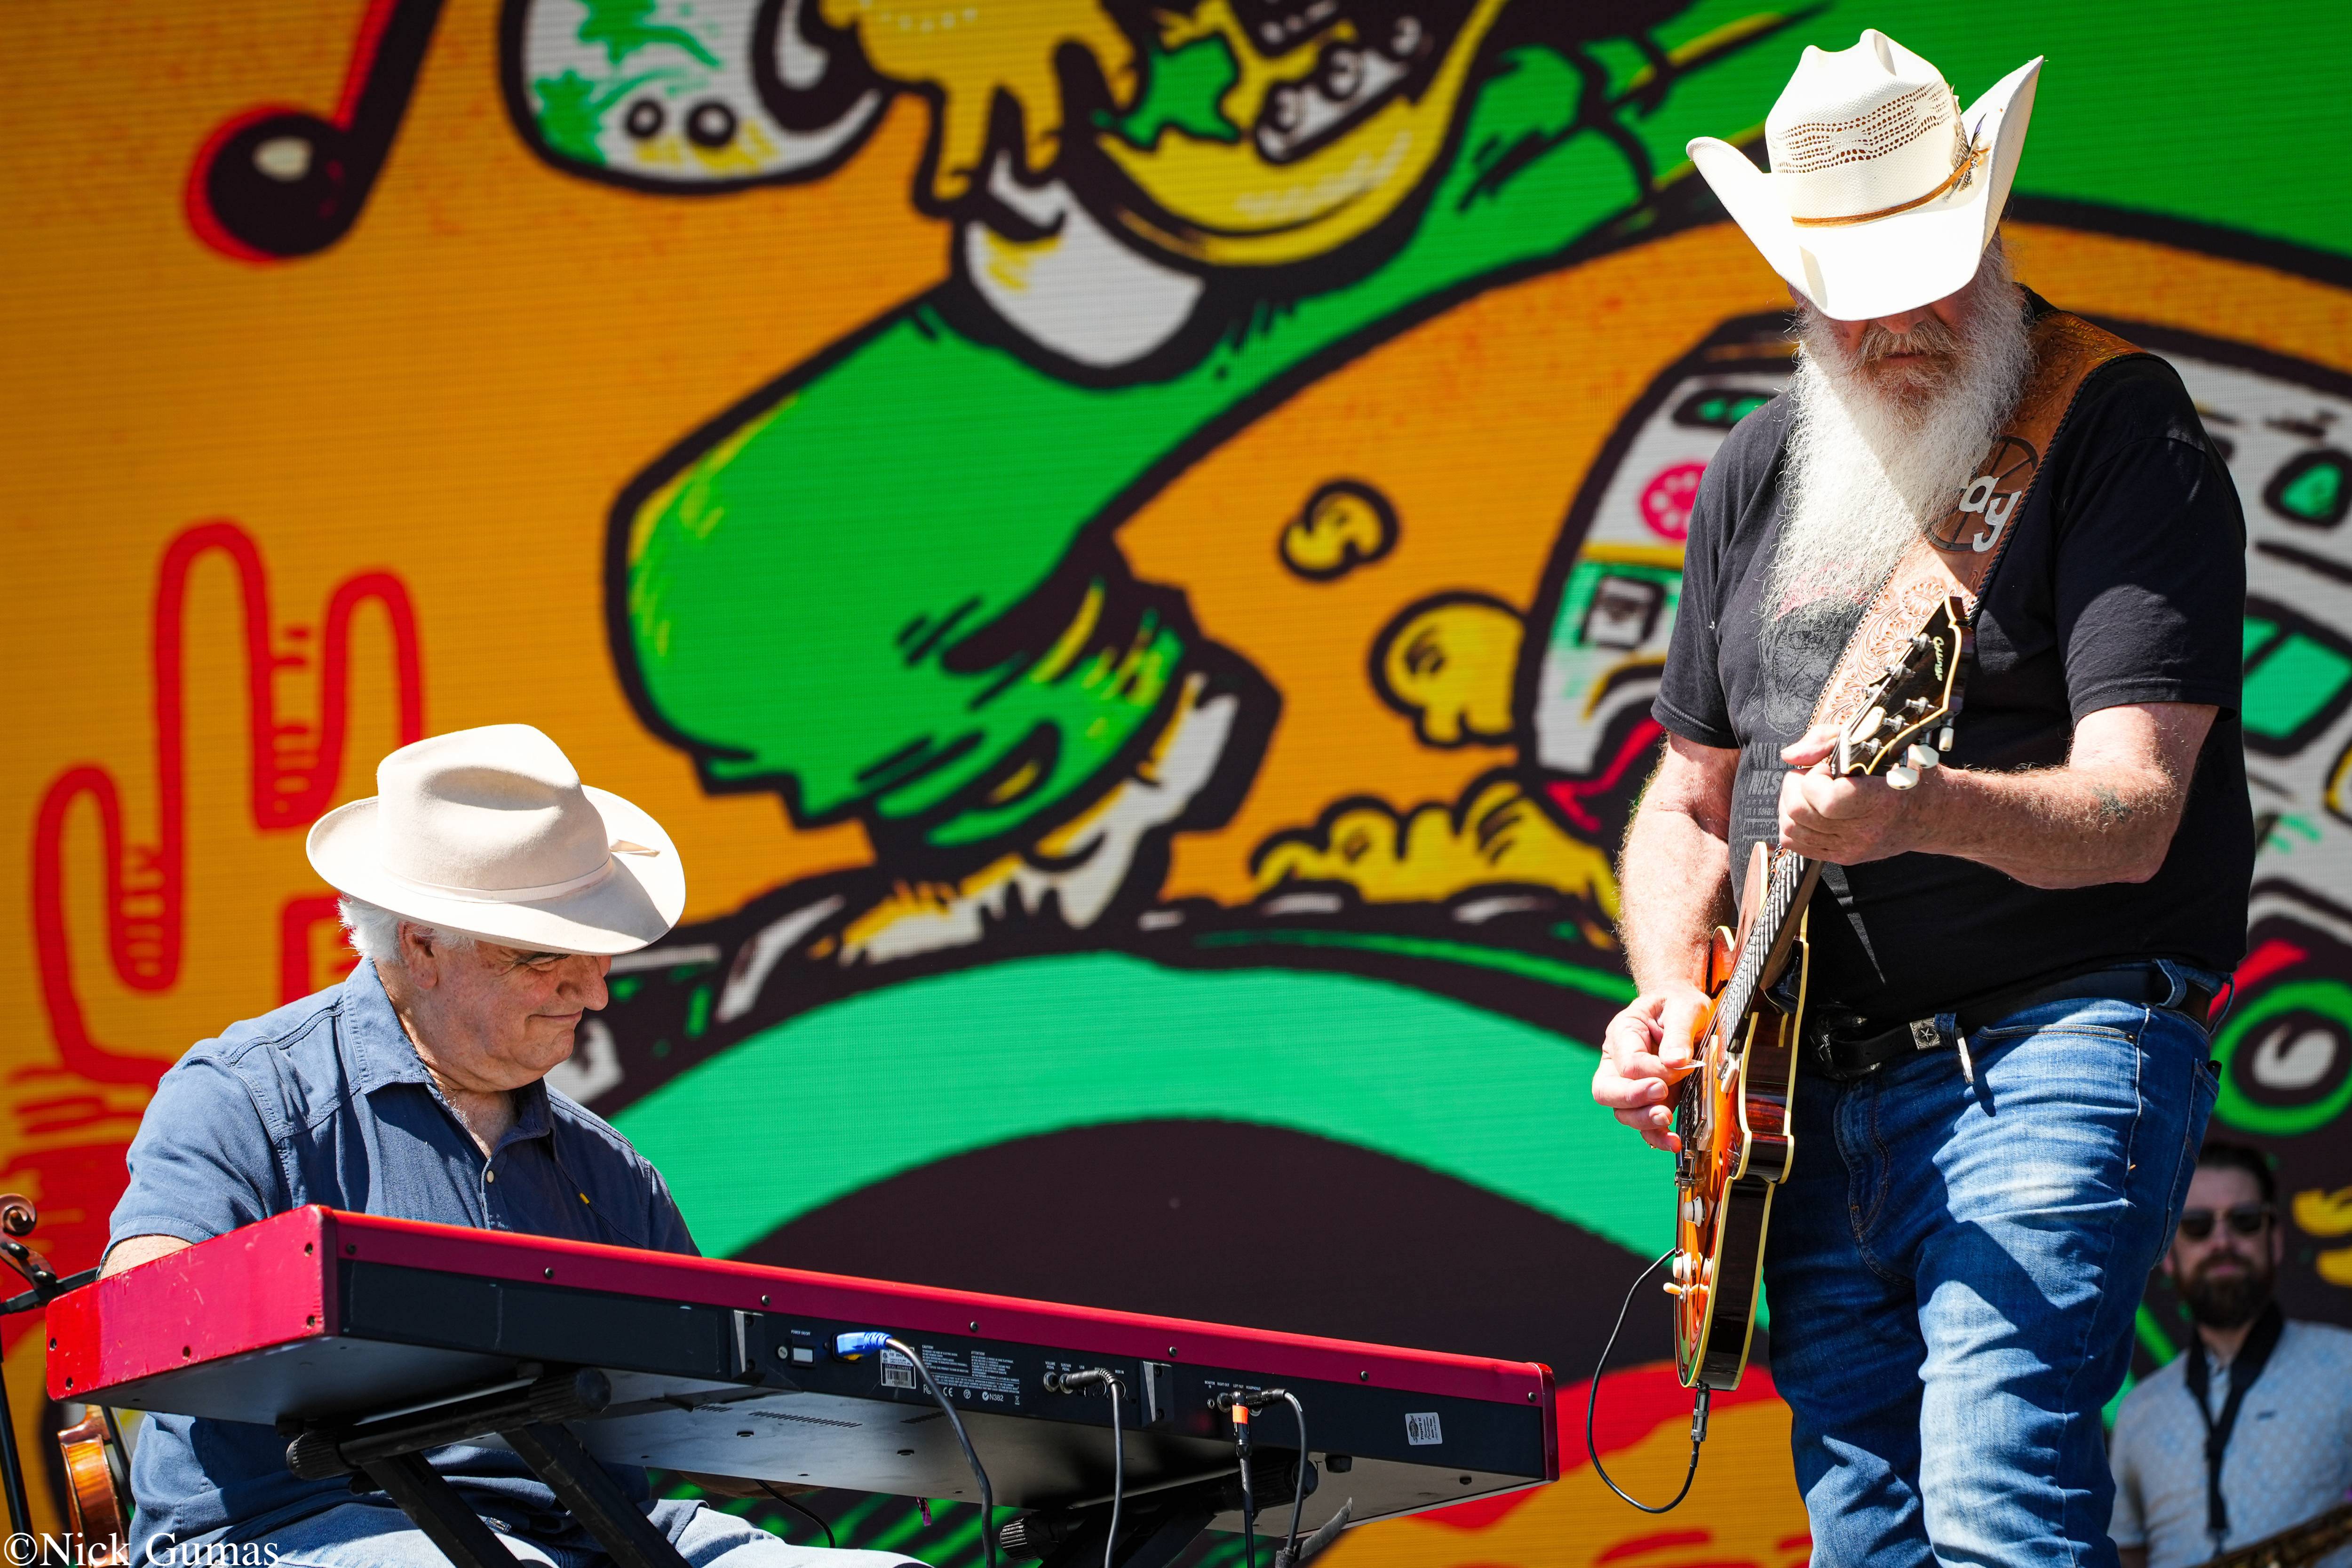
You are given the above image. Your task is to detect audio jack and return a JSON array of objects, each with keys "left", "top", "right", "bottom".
[
  {"left": 1586, "top": 1251, "right": 1710, "bottom": 1513},
  {"left": 1042, "top": 1369, "right": 1125, "bottom": 1568},
  {"left": 836, "top": 1332, "right": 999, "bottom": 1567},
  {"left": 1216, "top": 1389, "right": 1310, "bottom": 1567}
]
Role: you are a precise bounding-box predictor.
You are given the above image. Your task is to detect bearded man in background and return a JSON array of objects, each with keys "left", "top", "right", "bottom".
[
  {"left": 1589, "top": 30, "right": 2253, "bottom": 1567},
  {"left": 2110, "top": 1142, "right": 2352, "bottom": 1568}
]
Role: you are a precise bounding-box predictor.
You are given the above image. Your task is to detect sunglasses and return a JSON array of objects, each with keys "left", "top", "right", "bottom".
[{"left": 2177, "top": 1204, "right": 2272, "bottom": 1242}]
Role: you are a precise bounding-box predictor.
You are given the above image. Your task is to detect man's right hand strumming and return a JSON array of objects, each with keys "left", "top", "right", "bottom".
[
  {"left": 1590, "top": 732, "right": 1740, "bottom": 1152},
  {"left": 1592, "top": 984, "right": 1711, "bottom": 1153}
]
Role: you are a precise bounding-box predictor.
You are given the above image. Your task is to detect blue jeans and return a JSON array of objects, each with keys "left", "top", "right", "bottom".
[
  {"left": 258, "top": 1497, "right": 920, "bottom": 1566},
  {"left": 1765, "top": 971, "right": 2221, "bottom": 1567}
]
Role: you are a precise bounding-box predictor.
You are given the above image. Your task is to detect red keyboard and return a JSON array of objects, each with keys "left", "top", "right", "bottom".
[{"left": 49, "top": 1208, "right": 1555, "bottom": 1563}]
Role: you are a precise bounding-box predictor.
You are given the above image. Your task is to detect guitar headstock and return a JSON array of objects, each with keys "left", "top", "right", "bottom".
[{"left": 1835, "top": 595, "right": 1972, "bottom": 789}]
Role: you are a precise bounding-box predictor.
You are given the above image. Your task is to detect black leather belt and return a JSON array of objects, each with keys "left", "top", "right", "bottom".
[{"left": 1803, "top": 963, "right": 2219, "bottom": 1082}]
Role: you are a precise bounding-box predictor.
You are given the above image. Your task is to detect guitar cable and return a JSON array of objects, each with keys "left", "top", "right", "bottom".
[{"left": 1586, "top": 1249, "right": 1710, "bottom": 1514}]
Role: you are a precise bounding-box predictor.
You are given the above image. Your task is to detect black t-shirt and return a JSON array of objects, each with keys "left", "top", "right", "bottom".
[{"left": 1653, "top": 327, "right": 2253, "bottom": 1022}]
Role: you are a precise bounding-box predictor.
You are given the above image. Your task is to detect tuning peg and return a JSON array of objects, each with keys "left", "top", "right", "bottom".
[
  {"left": 1907, "top": 743, "right": 1939, "bottom": 770},
  {"left": 1937, "top": 725, "right": 1955, "bottom": 752},
  {"left": 1887, "top": 764, "right": 1921, "bottom": 790}
]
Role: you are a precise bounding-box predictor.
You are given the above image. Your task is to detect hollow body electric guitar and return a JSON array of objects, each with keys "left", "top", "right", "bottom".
[
  {"left": 1669, "top": 595, "right": 1973, "bottom": 1391},
  {"left": 2195, "top": 1500, "right": 2352, "bottom": 1568}
]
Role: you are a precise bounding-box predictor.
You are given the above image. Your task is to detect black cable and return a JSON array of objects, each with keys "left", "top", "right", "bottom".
[
  {"left": 1586, "top": 1250, "right": 1709, "bottom": 1514},
  {"left": 1270, "top": 1390, "right": 1307, "bottom": 1568},
  {"left": 1104, "top": 1374, "right": 1124, "bottom": 1568},
  {"left": 756, "top": 1482, "right": 836, "bottom": 1549},
  {"left": 1042, "top": 1369, "right": 1127, "bottom": 1568},
  {"left": 883, "top": 1337, "right": 996, "bottom": 1568},
  {"left": 1235, "top": 1403, "right": 1256, "bottom": 1568}
]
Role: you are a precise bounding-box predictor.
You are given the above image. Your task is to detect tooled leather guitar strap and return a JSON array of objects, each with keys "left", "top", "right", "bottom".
[{"left": 1808, "top": 311, "right": 2147, "bottom": 734}]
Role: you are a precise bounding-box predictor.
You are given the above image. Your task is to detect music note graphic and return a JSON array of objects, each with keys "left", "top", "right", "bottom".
[{"left": 185, "top": 0, "right": 445, "bottom": 261}]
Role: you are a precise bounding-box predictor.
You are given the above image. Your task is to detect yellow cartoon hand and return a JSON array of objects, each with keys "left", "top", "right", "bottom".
[
  {"left": 818, "top": 0, "right": 1136, "bottom": 201},
  {"left": 1373, "top": 592, "right": 1521, "bottom": 748}
]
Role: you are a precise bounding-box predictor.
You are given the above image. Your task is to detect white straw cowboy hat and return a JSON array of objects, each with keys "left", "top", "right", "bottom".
[
  {"left": 308, "top": 725, "right": 685, "bottom": 955},
  {"left": 1688, "top": 31, "right": 2042, "bottom": 321}
]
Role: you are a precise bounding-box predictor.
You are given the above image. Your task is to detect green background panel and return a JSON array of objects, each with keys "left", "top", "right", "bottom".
[{"left": 615, "top": 953, "right": 1666, "bottom": 1263}]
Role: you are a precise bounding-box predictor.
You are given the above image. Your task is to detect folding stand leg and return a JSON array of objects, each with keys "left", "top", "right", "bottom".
[
  {"left": 1036, "top": 1496, "right": 1216, "bottom": 1568},
  {"left": 501, "top": 1423, "right": 692, "bottom": 1568},
  {"left": 0, "top": 1355, "right": 31, "bottom": 1542},
  {"left": 359, "top": 1454, "right": 520, "bottom": 1568},
  {"left": 1107, "top": 1502, "right": 1217, "bottom": 1568}
]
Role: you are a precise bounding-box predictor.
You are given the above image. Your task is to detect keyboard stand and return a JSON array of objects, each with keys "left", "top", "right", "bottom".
[
  {"left": 284, "top": 1366, "right": 692, "bottom": 1568},
  {"left": 351, "top": 1453, "right": 518, "bottom": 1568},
  {"left": 1047, "top": 1483, "right": 1221, "bottom": 1568},
  {"left": 1013, "top": 1457, "right": 1314, "bottom": 1568},
  {"left": 503, "top": 1421, "right": 695, "bottom": 1568}
]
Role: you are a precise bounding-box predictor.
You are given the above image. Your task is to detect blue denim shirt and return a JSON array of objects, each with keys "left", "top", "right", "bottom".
[{"left": 109, "top": 962, "right": 699, "bottom": 1555}]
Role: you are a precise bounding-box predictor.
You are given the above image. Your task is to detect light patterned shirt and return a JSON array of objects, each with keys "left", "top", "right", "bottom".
[{"left": 2110, "top": 1319, "right": 2352, "bottom": 1568}]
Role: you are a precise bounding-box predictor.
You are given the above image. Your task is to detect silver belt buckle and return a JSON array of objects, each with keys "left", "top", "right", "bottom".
[{"left": 1908, "top": 1019, "right": 1941, "bottom": 1051}]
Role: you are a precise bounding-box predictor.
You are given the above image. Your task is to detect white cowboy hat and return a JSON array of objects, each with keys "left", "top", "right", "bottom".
[
  {"left": 1688, "top": 31, "right": 2042, "bottom": 321},
  {"left": 307, "top": 724, "right": 685, "bottom": 955}
]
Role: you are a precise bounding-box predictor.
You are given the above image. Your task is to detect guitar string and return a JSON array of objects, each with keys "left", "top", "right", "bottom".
[{"left": 1627, "top": 624, "right": 1940, "bottom": 1517}]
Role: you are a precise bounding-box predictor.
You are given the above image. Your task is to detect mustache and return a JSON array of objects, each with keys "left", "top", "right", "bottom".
[
  {"left": 1854, "top": 313, "right": 1963, "bottom": 364},
  {"left": 2177, "top": 1244, "right": 2276, "bottom": 1329}
]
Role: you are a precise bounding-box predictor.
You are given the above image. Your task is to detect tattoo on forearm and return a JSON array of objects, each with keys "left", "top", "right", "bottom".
[{"left": 2093, "top": 784, "right": 2134, "bottom": 828}]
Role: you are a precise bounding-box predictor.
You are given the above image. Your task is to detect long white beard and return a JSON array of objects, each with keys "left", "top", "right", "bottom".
[{"left": 1762, "top": 255, "right": 2034, "bottom": 681}]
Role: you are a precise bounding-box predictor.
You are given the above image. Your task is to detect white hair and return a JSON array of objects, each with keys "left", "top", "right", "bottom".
[
  {"left": 339, "top": 896, "right": 477, "bottom": 968},
  {"left": 1761, "top": 241, "right": 2033, "bottom": 677}
]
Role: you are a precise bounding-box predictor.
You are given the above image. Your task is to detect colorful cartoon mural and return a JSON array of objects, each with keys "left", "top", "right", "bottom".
[{"left": 7, "top": 0, "right": 2352, "bottom": 1560}]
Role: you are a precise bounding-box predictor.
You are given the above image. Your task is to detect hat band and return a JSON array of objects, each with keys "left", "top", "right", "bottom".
[
  {"left": 375, "top": 853, "right": 618, "bottom": 905},
  {"left": 1789, "top": 135, "right": 1986, "bottom": 229}
]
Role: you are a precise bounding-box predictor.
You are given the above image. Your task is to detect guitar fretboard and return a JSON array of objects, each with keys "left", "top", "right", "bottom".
[{"left": 1711, "top": 851, "right": 1810, "bottom": 1046}]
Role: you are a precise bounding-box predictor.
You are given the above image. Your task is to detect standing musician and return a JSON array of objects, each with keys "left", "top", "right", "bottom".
[
  {"left": 103, "top": 726, "right": 915, "bottom": 1567},
  {"left": 1589, "top": 30, "right": 2253, "bottom": 1567},
  {"left": 2110, "top": 1140, "right": 2352, "bottom": 1568}
]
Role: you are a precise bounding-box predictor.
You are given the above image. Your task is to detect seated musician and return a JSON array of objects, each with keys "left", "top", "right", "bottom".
[
  {"left": 104, "top": 726, "right": 914, "bottom": 1566},
  {"left": 1589, "top": 30, "right": 2251, "bottom": 1568}
]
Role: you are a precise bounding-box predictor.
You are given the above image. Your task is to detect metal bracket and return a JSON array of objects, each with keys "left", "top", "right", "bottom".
[
  {"left": 284, "top": 1367, "right": 689, "bottom": 1568},
  {"left": 358, "top": 1453, "right": 520, "bottom": 1568},
  {"left": 501, "top": 1421, "right": 691, "bottom": 1568}
]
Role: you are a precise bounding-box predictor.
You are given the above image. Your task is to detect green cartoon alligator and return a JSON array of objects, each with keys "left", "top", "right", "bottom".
[{"left": 506, "top": 0, "right": 1801, "bottom": 961}]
